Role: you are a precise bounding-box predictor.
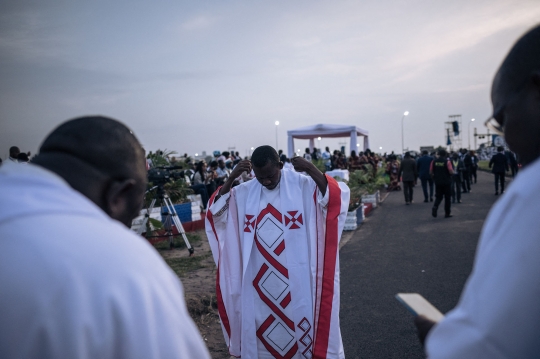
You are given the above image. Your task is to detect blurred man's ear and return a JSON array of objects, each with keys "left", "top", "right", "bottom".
[{"left": 104, "top": 179, "right": 141, "bottom": 227}]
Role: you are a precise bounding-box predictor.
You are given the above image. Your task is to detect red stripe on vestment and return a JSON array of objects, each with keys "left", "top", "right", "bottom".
[
  {"left": 255, "top": 238, "right": 289, "bottom": 279},
  {"left": 313, "top": 188, "right": 321, "bottom": 337},
  {"left": 313, "top": 176, "right": 341, "bottom": 358},
  {"left": 206, "top": 187, "right": 232, "bottom": 339},
  {"left": 280, "top": 292, "right": 292, "bottom": 308},
  {"left": 256, "top": 203, "right": 283, "bottom": 224},
  {"left": 253, "top": 264, "right": 295, "bottom": 330},
  {"left": 274, "top": 240, "right": 286, "bottom": 256}
]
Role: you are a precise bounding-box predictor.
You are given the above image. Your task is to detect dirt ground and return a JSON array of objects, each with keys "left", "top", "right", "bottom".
[{"left": 156, "top": 231, "right": 230, "bottom": 359}]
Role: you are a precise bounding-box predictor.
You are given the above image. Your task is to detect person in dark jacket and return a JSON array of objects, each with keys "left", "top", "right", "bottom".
[
  {"left": 417, "top": 150, "right": 434, "bottom": 202},
  {"left": 506, "top": 150, "right": 519, "bottom": 177},
  {"left": 469, "top": 150, "right": 479, "bottom": 183},
  {"left": 489, "top": 146, "right": 509, "bottom": 195},
  {"left": 451, "top": 152, "right": 465, "bottom": 203},
  {"left": 430, "top": 149, "right": 454, "bottom": 218},
  {"left": 398, "top": 152, "right": 418, "bottom": 205},
  {"left": 461, "top": 149, "right": 473, "bottom": 192}
]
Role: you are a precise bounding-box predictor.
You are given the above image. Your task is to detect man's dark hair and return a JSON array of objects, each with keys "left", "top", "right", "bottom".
[
  {"left": 404, "top": 152, "right": 411, "bottom": 158},
  {"left": 209, "top": 160, "right": 218, "bottom": 168},
  {"left": 496, "top": 25, "right": 540, "bottom": 97},
  {"left": 33, "top": 116, "right": 145, "bottom": 182},
  {"left": 251, "top": 145, "right": 280, "bottom": 168},
  {"left": 9, "top": 146, "right": 20, "bottom": 157},
  {"left": 438, "top": 149, "right": 447, "bottom": 157},
  {"left": 422, "top": 150, "right": 428, "bottom": 155}
]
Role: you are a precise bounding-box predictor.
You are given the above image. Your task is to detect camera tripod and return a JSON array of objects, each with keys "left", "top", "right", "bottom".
[{"left": 137, "top": 185, "right": 194, "bottom": 255}]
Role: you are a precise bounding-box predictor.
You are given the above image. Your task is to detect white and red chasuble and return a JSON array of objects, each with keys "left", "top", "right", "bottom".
[{"left": 206, "top": 170, "right": 349, "bottom": 359}]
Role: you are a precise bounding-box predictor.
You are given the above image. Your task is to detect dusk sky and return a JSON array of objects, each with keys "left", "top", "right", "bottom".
[{"left": 1, "top": 1, "right": 539, "bottom": 159}]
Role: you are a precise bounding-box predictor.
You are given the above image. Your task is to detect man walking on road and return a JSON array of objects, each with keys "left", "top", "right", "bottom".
[
  {"left": 489, "top": 146, "right": 509, "bottom": 195},
  {"left": 398, "top": 152, "right": 417, "bottom": 205},
  {"left": 417, "top": 150, "right": 434, "bottom": 202},
  {"left": 416, "top": 24, "right": 540, "bottom": 358},
  {"left": 451, "top": 152, "right": 465, "bottom": 204},
  {"left": 430, "top": 149, "right": 454, "bottom": 218}
]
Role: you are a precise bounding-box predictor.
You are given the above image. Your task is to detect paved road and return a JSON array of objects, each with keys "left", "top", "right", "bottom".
[{"left": 339, "top": 171, "right": 506, "bottom": 358}]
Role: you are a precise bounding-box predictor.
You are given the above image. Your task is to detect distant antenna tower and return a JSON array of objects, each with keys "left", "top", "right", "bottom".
[{"left": 445, "top": 114, "right": 462, "bottom": 151}]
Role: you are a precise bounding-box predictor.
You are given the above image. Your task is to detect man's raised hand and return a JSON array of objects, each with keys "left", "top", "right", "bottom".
[
  {"left": 230, "top": 160, "right": 252, "bottom": 179},
  {"left": 218, "top": 160, "right": 252, "bottom": 197},
  {"left": 291, "top": 156, "right": 314, "bottom": 173},
  {"left": 291, "top": 156, "right": 328, "bottom": 196}
]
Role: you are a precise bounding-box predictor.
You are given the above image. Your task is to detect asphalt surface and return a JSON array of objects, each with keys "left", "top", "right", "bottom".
[{"left": 339, "top": 171, "right": 506, "bottom": 359}]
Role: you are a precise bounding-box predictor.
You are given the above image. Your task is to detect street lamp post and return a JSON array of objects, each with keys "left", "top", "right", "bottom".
[
  {"left": 275, "top": 121, "right": 280, "bottom": 150},
  {"left": 468, "top": 118, "right": 475, "bottom": 150},
  {"left": 401, "top": 111, "right": 409, "bottom": 153}
]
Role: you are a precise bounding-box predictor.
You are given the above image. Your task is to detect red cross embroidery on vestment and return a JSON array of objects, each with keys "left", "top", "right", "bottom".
[
  {"left": 244, "top": 214, "right": 255, "bottom": 232},
  {"left": 284, "top": 210, "right": 303, "bottom": 230}
]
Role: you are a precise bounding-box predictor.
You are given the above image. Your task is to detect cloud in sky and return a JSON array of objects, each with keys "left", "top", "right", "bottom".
[{"left": 1, "top": 0, "right": 539, "bottom": 158}]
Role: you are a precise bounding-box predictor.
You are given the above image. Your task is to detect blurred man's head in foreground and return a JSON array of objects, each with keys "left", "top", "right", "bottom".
[{"left": 32, "top": 116, "right": 147, "bottom": 227}]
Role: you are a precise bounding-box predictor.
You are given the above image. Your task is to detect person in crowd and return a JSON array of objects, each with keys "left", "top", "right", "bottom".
[
  {"left": 348, "top": 150, "right": 363, "bottom": 171},
  {"left": 17, "top": 152, "right": 30, "bottom": 164},
  {"left": 417, "top": 150, "right": 434, "bottom": 202},
  {"left": 303, "top": 147, "right": 312, "bottom": 161},
  {"left": 506, "top": 150, "right": 519, "bottom": 177},
  {"left": 451, "top": 152, "right": 465, "bottom": 203},
  {"left": 193, "top": 161, "right": 216, "bottom": 198},
  {"left": 430, "top": 149, "right": 454, "bottom": 218},
  {"left": 280, "top": 154, "right": 294, "bottom": 170},
  {"left": 234, "top": 151, "right": 241, "bottom": 165},
  {"left": 322, "top": 146, "right": 332, "bottom": 171},
  {"left": 206, "top": 146, "right": 349, "bottom": 358},
  {"left": 386, "top": 154, "right": 401, "bottom": 191},
  {"left": 398, "top": 152, "right": 418, "bottom": 205},
  {"left": 461, "top": 149, "right": 472, "bottom": 192},
  {"left": 8, "top": 146, "right": 20, "bottom": 163},
  {"left": 0, "top": 116, "right": 210, "bottom": 358},
  {"left": 311, "top": 147, "right": 319, "bottom": 161},
  {"left": 416, "top": 25, "right": 540, "bottom": 358},
  {"left": 469, "top": 150, "right": 479, "bottom": 184},
  {"left": 0, "top": 158, "right": 3, "bottom": 166},
  {"left": 185, "top": 161, "right": 209, "bottom": 209},
  {"left": 216, "top": 159, "right": 230, "bottom": 186},
  {"left": 489, "top": 146, "right": 509, "bottom": 195},
  {"left": 365, "top": 149, "right": 378, "bottom": 176},
  {"left": 335, "top": 151, "right": 347, "bottom": 169}
]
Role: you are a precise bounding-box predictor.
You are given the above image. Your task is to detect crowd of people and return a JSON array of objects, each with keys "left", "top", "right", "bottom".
[{"left": 380, "top": 147, "right": 520, "bottom": 219}]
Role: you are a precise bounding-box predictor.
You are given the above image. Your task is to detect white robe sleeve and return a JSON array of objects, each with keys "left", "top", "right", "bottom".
[
  {"left": 426, "top": 185, "right": 540, "bottom": 358},
  {"left": 205, "top": 189, "right": 243, "bottom": 358}
]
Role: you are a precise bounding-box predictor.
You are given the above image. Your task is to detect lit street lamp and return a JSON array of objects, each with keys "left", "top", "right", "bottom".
[
  {"left": 401, "top": 111, "right": 409, "bottom": 153},
  {"left": 468, "top": 118, "right": 475, "bottom": 149},
  {"left": 275, "top": 121, "right": 280, "bottom": 150}
]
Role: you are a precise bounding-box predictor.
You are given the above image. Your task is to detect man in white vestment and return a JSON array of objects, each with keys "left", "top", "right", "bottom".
[
  {"left": 414, "top": 25, "right": 540, "bottom": 358},
  {"left": 206, "top": 145, "right": 350, "bottom": 359},
  {"left": 0, "top": 116, "right": 210, "bottom": 359}
]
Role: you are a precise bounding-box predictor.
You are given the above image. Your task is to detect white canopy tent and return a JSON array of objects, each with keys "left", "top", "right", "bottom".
[{"left": 287, "top": 124, "right": 370, "bottom": 158}]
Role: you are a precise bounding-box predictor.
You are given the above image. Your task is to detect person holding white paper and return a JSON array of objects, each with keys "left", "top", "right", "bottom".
[{"left": 415, "top": 25, "right": 540, "bottom": 358}]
